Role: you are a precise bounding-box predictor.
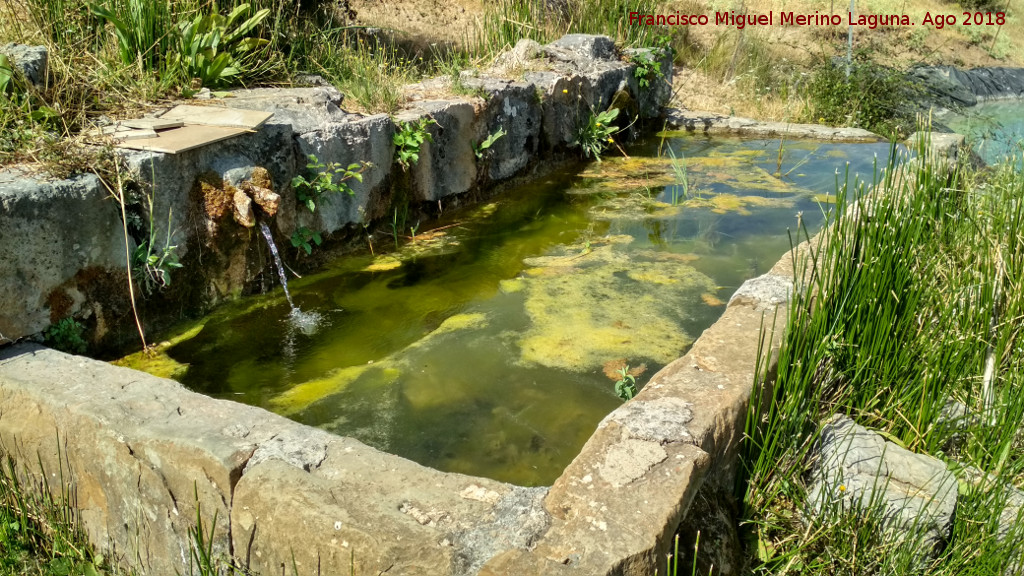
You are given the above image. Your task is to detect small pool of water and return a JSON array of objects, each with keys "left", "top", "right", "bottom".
[
  {"left": 938, "top": 100, "right": 1024, "bottom": 167},
  {"left": 119, "top": 135, "right": 893, "bottom": 486}
]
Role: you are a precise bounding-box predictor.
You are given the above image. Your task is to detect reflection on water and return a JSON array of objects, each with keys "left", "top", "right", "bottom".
[{"left": 117, "top": 135, "right": 893, "bottom": 486}]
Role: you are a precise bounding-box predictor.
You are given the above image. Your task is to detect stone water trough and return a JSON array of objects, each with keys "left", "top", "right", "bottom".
[{"left": 0, "top": 34, "right": 897, "bottom": 576}]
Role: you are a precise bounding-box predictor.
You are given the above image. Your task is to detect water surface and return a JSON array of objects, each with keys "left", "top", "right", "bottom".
[{"left": 938, "top": 100, "right": 1024, "bottom": 167}]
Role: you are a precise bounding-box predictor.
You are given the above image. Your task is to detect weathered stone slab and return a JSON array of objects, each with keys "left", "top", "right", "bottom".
[
  {"left": 806, "top": 415, "right": 958, "bottom": 553},
  {"left": 0, "top": 343, "right": 553, "bottom": 576},
  {"left": 906, "top": 131, "right": 971, "bottom": 167},
  {"left": 0, "top": 171, "right": 126, "bottom": 342},
  {"left": 395, "top": 101, "right": 477, "bottom": 202},
  {"left": 295, "top": 113, "right": 394, "bottom": 230},
  {"left": 665, "top": 109, "right": 881, "bottom": 141},
  {"left": 463, "top": 76, "right": 542, "bottom": 182},
  {"left": 223, "top": 86, "right": 348, "bottom": 135}
]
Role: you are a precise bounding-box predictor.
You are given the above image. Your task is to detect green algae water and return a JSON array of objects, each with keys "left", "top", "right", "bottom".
[
  {"left": 119, "top": 135, "right": 893, "bottom": 486},
  {"left": 938, "top": 101, "right": 1024, "bottom": 167}
]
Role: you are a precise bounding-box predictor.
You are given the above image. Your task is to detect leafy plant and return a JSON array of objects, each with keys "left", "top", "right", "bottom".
[
  {"left": 575, "top": 107, "right": 620, "bottom": 162},
  {"left": 132, "top": 205, "right": 182, "bottom": 295},
  {"left": 290, "top": 155, "right": 365, "bottom": 255},
  {"left": 0, "top": 54, "right": 17, "bottom": 97},
  {"left": 290, "top": 226, "right": 322, "bottom": 256},
  {"left": 292, "top": 154, "right": 366, "bottom": 214},
  {"left": 614, "top": 365, "right": 637, "bottom": 401},
  {"left": 632, "top": 35, "right": 672, "bottom": 90},
  {"left": 43, "top": 318, "right": 87, "bottom": 355},
  {"left": 393, "top": 117, "right": 436, "bottom": 170},
  {"left": 174, "top": 3, "right": 271, "bottom": 89},
  {"left": 803, "top": 51, "right": 921, "bottom": 139},
  {"left": 474, "top": 127, "right": 507, "bottom": 160},
  {"left": 88, "top": 0, "right": 174, "bottom": 71}
]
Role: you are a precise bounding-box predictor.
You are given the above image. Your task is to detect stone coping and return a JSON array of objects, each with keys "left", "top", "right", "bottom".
[{"left": 664, "top": 108, "right": 881, "bottom": 141}]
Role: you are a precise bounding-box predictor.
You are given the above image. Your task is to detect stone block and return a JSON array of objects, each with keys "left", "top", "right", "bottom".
[
  {"left": 0, "top": 43, "right": 47, "bottom": 87},
  {"left": 0, "top": 171, "right": 126, "bottom": 341},
  {"left": 463, "top": 77, "right": 542, "bottom": 182},
  {"left": 394, "top": 101, "right": 477, "bottom": 202},
  {"left": 296, "top": 114, "right": 394, "bottom": 231},
  {"left": 806, "top": 415, "right": 958, "bottom": 554}
]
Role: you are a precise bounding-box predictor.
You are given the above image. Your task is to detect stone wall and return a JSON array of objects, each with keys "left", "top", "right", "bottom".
[{"left": 0, "top": 34, "right": 672, "bottom": 346}]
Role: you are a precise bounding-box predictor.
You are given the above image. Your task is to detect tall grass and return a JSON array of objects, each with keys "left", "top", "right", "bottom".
[
  {"left": 741, "top": 135, "right": 1024, "bottom": 573},
  {"left": 0, "top": 453, "right": 111, "bottom": 575},
  {"left": 468, "top": 0, "right": 666, "bottom": 56}
]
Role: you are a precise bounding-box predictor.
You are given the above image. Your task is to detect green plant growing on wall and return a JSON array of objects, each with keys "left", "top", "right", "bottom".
[
  {"left": 575, "top": 107, "right": 620, "bottom": 162},
  {"left": 132, "top": 191, "right": 182, "bottom": 295},
  {"left": 474, "top": 127, "right": 507, "bottom": 160},
  {"left": 631, "top": 35, "right": 673, "bottom": 90},
  {"left": 614, "top": 365, "right": 637, "bottom": 401},
  {"left": 292, "top": 155, "right": 366, "bottom": 213},
  {"left": 290, "top": 226, "right": 322, "bottom": 255},
  {"left": 393, "top": 117, "right": 436, "bottom": 170},
  {"left": 44, "top": 318, "right": 87, "bottom": 354},
  {"left": 174, "top": 3, "right": 271, "bottom": 89},
  {"left": 291, "top": 154, "right": 367, "bottom": 254}
]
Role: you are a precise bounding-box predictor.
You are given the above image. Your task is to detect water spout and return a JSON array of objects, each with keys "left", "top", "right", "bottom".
[{"left": 258, "top": 221, "right": 295, "bottom": 309}]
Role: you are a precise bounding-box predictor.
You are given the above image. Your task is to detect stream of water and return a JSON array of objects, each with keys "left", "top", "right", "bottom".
[{"left": 119, "top": 134, "right": 894, "bottom": 485}]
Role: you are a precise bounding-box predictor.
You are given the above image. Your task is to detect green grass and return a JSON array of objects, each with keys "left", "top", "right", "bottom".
[
  {"left": 740, "top": 135, "right": 1024, "bottom": 574},
  {"left": 0, "top": 454, "right": 114, "bottom": 576}
]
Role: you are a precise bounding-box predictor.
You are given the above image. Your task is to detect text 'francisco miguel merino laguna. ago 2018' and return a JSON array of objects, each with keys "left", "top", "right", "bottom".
[{"left": 629, "top": 11, "right": 938, "bottom": 29}]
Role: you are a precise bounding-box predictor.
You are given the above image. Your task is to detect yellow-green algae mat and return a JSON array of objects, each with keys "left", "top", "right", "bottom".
[{"left": 116, "top": 134, "right": 893, "bottom": 485}]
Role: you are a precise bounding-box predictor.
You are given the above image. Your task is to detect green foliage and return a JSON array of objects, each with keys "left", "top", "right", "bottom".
[
  {"left": 0, "top": 455, "right": 110, "bottom": 575},
  {"left": 803, "top": 53, "right": 921, "bottom": 139},
  {"left": 292, "top": 154, "right": 365, "bottom": 214},
  {"left": 666, "top": 145, "right": 690, "bottom": 205},
  {"left": 741, "top": 141, "right": 1024, "bottom": 573},
  {"left": 474, "top": 126, "right": 506, "bottom": 160},
  {"left": 393, "top": 117, "right": 436, "bottom": 170},
  {"left": 632, "top": 36, "right": 672, "bottom": 90},
  {"left": 88, "top": 0, "right": 174, "bottom": 71},
  {"left": 174, "top": 3, "right": 271, "bottom": 89},
  {"left": 290, "top": 226, "right": 322, "bottom": 255},
  {"left": 575, "top": 107, "right": 620, "bottom": 162},
  {"left": 290, "top": 154, "right": 365, "bottom": 255},
  {"left": 131, "top": 195, "right": 182, "bottom": 296},
  {"left": 471, "top": 0, "right": 665, "bottom": 54},
  {"left": 43, "top": 318, "right": 87, "bottom": 355},
  {"left": 614, "top": 366, "right": 637, "bottom": 401},
  {"left": 0, "top": 54, "right": 16, "bottom": 97}
]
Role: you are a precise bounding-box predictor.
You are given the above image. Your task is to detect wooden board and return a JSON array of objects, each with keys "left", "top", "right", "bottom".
[
  {"left": 120, "top": 118, "right": 184, "bottom": 130},
  {"left": 88, "top": 125, "right": 158, "bottom": 141},
  {"left": 115, "top": 124, "right": 251, "bottom": 154},
  {"left": 159, "top": 104, "right": 272, "bottom": 129}
]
